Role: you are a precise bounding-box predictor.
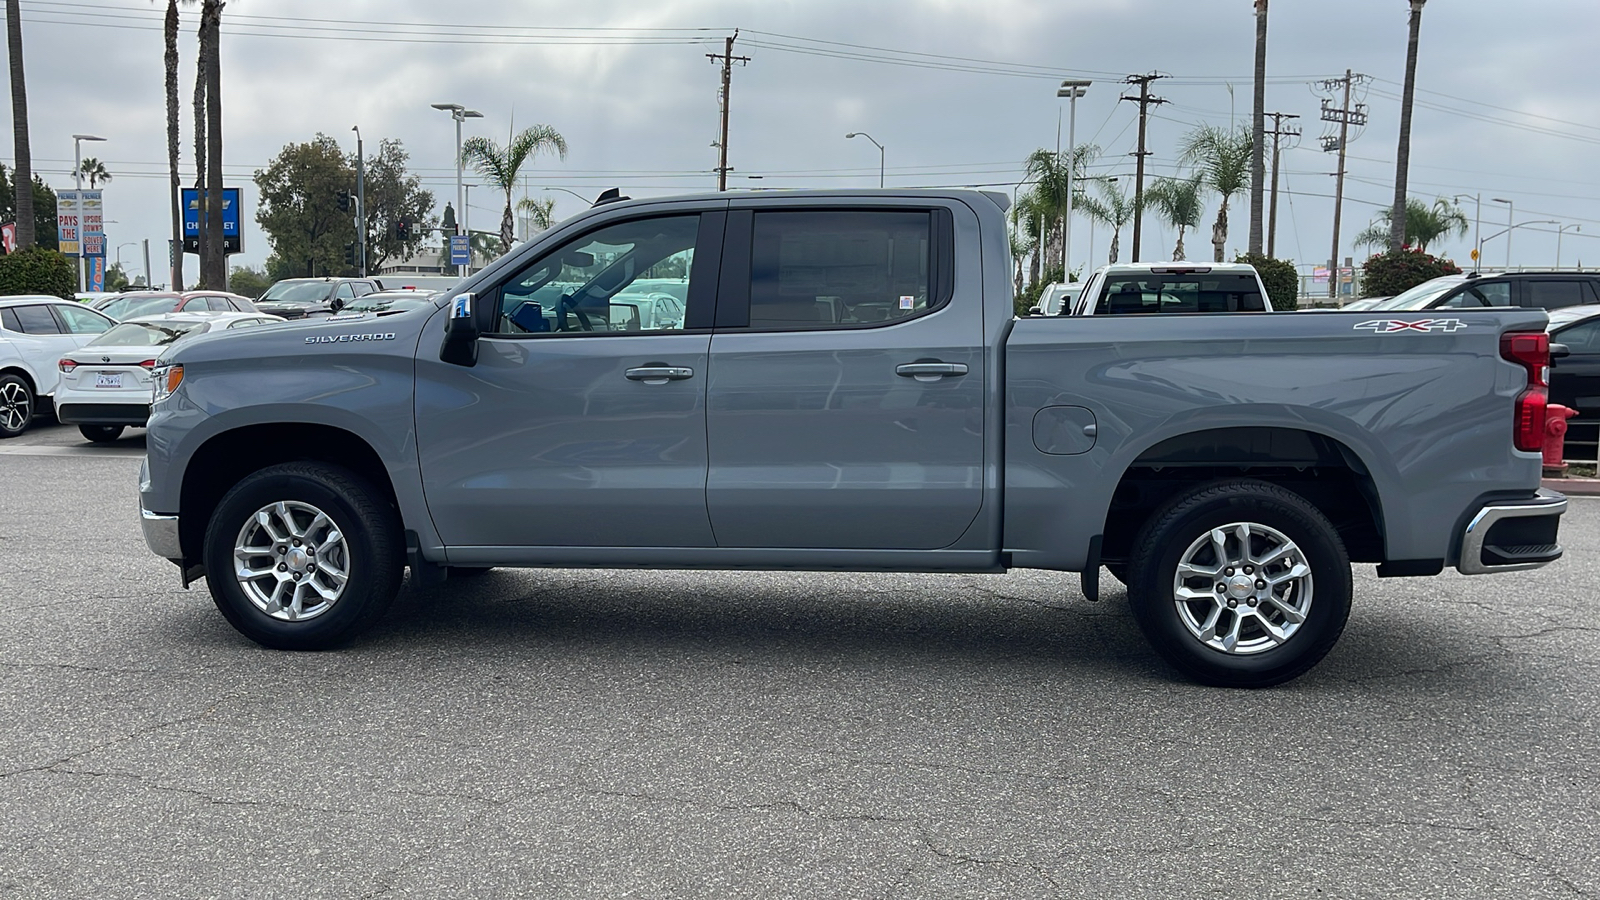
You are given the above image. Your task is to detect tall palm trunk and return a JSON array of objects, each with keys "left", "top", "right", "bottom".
[
  {"left": 500, "top": 187, "right": 514, "bottom": 253},
  {"left": 191, "top": 22, "right": 207, "bottom": 286},
  {"left": 1173, "top": 225, "right": 1187, "bottom": 261},
  {"left": 1248, "top": 0, "right": 1267, "bottom": 255},
  {"left": 1389, "top": 0, "right": 1426, "bottom": 253},
  {"left": 6, "top": 0, "right": 33, "bottom": 248},
  {"left": 1212, "top": 201, "right": 1230, "bottom": 262},
  {"left": 1108, "top": 229, "right": 1120, "bottom": 265},
  {"left": 165, "top": 0, "right": 181, "bottom": 289},
  {"left": 201, "top": 0, "right": 224, "bottom": 287}
]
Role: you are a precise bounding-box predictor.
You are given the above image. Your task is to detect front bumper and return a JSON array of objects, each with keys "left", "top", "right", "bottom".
[
  {"left": 141, "top": 506, "right": 182, "bottom": 561},
  {"left": 1456, "top": 489, "right": 1568, "bottom": 575}
]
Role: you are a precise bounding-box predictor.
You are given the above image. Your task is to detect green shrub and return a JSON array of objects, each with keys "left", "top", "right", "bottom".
[
  {"left": 1015, "top": 264, "right": 1065, "bottom": 317},
  {"left": 1235, "top": 253, "right": 1299, "bottom": 311},
  {"left": 1360, "top": 247, "right": 1461, "bottom": 298},
  {"left": 0, "top": 246, "right": 75, "bottom": 299}
]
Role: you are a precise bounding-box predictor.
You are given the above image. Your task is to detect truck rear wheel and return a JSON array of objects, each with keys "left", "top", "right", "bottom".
[
  {"left": 202, "top": 462, "right": 403, "bottom": 650},
  {"left": 1125, "top": 479, "right": 1351, "bottom": 688}
]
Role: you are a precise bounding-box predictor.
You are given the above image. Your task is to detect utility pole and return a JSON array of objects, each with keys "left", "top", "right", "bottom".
[
  {"left": 1121, "top": 72, "right": 1167, "bottom": 262},
  {"left": 1264, "top": 111, "right": 1300, "bottom": 258},
  {"left": 707, "top": 31, "right": 749, "bottom": 191},
  {"left": 1320, "top": 70, "right": 1367, "bottom": 302},
  {"left": 352, "top": 125, "right": 366, "bottom": 277}
]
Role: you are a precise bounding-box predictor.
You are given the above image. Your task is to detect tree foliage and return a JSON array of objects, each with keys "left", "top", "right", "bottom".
[
  {"left": 1354, "top": 196, "right": 1467, "bottom": 254},
  {"left": 1235, "top": 252, "right": 1299, "bottom": 311},
  {"left": 0, "top": 246, "right": 74, "bottom": 298},
  {"left": 1147, "top": 175, "right": 1205, "bottom": 260},
  {"left": 256, "top": 135, "right": 356, "bottom": 279},
  {"left": 1360, "top": 247, "right": 1462, "bottom": 298},
  {"left": 363, "top": 138, "right": 436, "bottom": 271},
  {"left": 462, "top": 124, "right": 567, "bottom": 253},
  {"left": 228, "top": 265, "right": 271, "bottom": 298},
  {"left": 1179, "top": 125, "right": 1252, "bottom": 262},
  {"left": 0, "top": 163, "right": 57, "bottom": 250},
  {"left": 1075, "top": 179, "right": 1134, "bottom": 264}
]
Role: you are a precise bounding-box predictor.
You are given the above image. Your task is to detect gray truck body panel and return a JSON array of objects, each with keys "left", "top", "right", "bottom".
[{"left": 140, "top": 189, "right": 1555, "bottom": 581}]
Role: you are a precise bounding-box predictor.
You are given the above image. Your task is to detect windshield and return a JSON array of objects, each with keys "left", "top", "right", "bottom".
[
  {"left": 260, "top": 282, "right": 332, "bottom": 304},
  {"left": 1369, "top": 278, "right": 1465, "bottom": 310},
  {"left": 87, "top": 321, "right": 204, "bottom": 347},
  {"left": 101, "top": 296, "right": 175, "bottom": 321}
]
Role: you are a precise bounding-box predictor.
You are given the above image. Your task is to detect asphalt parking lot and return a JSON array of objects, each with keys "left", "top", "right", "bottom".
[{"left": 3, "top": 418, "right": 1598, "bottom": 899}]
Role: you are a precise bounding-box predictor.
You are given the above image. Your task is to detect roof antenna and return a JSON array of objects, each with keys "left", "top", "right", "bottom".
[{"left": 592, "top": 188, "right": 629, "bottom": 207}]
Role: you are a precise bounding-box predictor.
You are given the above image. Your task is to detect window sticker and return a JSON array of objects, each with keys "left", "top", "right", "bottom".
[{"left": 899, "top": 295, "right": 915, "bottom": 310}]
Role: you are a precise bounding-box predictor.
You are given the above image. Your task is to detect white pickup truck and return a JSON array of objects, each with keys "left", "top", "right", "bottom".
[{"left": 1070, "top": 262, "right": 1273, "bottom": 316}]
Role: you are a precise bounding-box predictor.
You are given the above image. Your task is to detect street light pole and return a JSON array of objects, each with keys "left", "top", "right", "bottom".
[
  {"left": 845, "top": 132, "right": 884, "bottom": 188},
  {"left": 1558, "top": 224, "right": 1581, "bottom": 269},
  {"left": 352, "top": 125, "right": 365, "bottom": 277},
  {"left": 71, "top": 133, "right": 106, "bottom": 292},
  {"left": 116, "top": 241, "right": 137, "bottom": 283},
  {"left": 1479, "top": 220, "right": 1557, "bottom": 265},
  {"left": 431, "top": 103, "right": 483, "bottom": 277},
  {"left": 1491, "top": 197, "right": 1512, "bottom": 270},
  {"left": 1058, "top": 80, "right": 1090, "bottom": 280},
  {"left": 463, "top": 183, "right": 475, "bottom": 274},
  {"left": 1453, "top": 193, "right": 1481, "bottom": 270}
]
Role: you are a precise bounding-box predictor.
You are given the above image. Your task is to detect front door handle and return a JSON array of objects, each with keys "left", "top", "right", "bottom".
[
  {"left": 625, "top": 365, "right": 694, "bottom": 384},
  {"left": 896, "top": 362, "right": 969, "bottom": 382}
]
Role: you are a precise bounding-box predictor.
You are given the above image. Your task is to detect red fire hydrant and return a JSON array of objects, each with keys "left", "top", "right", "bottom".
[{"left": 1544, "top": 404, "right": 1579, "bottom": 476}]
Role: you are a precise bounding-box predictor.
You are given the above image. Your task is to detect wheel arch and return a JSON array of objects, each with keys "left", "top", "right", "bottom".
[
  {"left": 0, "top": 364, "right": 40, "bottom": 396},
  {"left": 178, "top": 422, "right": 402, "bottom": 563},
  {"left": 1101, "top": 425, "right": 1389, "bottom": 567}
]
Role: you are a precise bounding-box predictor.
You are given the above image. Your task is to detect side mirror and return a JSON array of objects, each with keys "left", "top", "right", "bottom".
[
  {"left": 1550, "top": 342, "right": 1571, "bottom": 361},
  {"left": 329, "top": 297, "right": 345, "bottom": 313},
  {"left": 439, "top": 292, "right": 480, "bottom": 367},
  {"left": 1027, "top": 306, "right": 1042, "bottom": 317}
]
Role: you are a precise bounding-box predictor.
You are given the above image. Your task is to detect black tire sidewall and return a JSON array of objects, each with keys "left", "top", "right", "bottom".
[
  {"left": 203, "top": 464, "right": 400, "bottom": 650},
  {"left": 1128, "top": 483, "right": 1352, "bottom": 687},
  {"left": 0, "top": 374, "right": 33, "bottom": 438},
  {"left": 79, "top": 424, "right": 124, "bottom": 443}
]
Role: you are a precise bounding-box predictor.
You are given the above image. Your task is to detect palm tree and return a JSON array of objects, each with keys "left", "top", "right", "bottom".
[
  {"left": 1008, "top": 218, "right": 1035, "bottom": 297},
  {"left": 1179, "top": 125, "right": 1253, "bottom": 262},
  {"left": 199, "top": 0, "right": 225, "bottom": 288},
  {"left": 164, "top": 0, "right": 181, "bottom": 288},
  {"left": 1354, "top": 196, "right": 1466, "bottom": 254},
  {"left": 1023, "top": 143, "right": 1100, "bottom": 274},
  {"left": 6, "top": 0, "right": 34, "bottom": 248},
  {"left": 78, "top": 157, "right": 111, "bottom": 188},
  {"left": 1075, "top": 179, "right": 1134, "bottom": 264},
  {"left": 1147, "top": 175, "right": 1205, "bottom": 260},
  {"left": 516, "top": 195, "right": 557, "bottom": 235},
  {"left": 461, "top": 125, "right": 568, "bottom": 253},
  {"left": 1389, "top": 0, "right": 1428, "bottom": 253},
  {"left": 1248, "top": 0, "right": 1268, "bottom": 255}
]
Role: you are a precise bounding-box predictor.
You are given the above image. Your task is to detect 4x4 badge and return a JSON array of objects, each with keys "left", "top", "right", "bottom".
[{"left": 1353, "top": 318, "right": 1468, "bottom": 333}]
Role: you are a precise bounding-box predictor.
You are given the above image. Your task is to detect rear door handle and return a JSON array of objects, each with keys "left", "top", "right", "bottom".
[
  {"left": 896, "top": 362, "right": 968, "bottom": 382},
  {"left": 625, "top": 365, "right": 694, "bottom": 384}
]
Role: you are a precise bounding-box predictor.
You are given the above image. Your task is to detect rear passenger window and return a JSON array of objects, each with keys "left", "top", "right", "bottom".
[
  {"left": 1526, "top": 281, "right": 1587, "bottom": 310},
  {"left": 12, "top": 305, "right": 62, "bottom": 334},
  {"left": 207, "top": 297, "right": 233, "bottom": 311},
  {"left": 1095, "top": 273, "right": 1264, "bottom": 314},
  {"left": 747, "top": 210, "right": 941, "bottom": 329}
]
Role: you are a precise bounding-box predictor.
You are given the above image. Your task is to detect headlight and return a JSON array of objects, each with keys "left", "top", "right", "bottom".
[{"left": 151, "top": 364, "right": 184, "bottom": 404}]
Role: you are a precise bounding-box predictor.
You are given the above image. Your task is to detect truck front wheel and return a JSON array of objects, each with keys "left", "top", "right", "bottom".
[
  {"left": 1125, "top": 480, "right": 1352, "bottom": 688},
  {"left": 202, "top": 462, "right": 403, "bottom": 650}
]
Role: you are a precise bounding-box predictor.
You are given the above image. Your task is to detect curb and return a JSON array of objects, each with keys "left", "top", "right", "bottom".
[{"left": 1543, "top": 477, "right": 1600, "bottom": 497}]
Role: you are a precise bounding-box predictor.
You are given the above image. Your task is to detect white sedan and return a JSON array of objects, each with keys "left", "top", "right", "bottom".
[
  {"left": 54, "top": 311, "right": 283, "bottom": 442},
  {"left": 0, "top": 296, "right": 118, "bottom": 437}
]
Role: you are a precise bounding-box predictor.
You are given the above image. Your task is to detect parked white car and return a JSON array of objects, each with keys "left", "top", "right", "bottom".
[
  {"left": 54, "top": 312, "right": 284, "bottom": 442},
  {"left": 1027, "top": 282, "right": 1084, "bottom": 317},
  {"left": 1070, "top": 262, "right": 1273, "bottom": 315},
  {"left": 0, "top": 296, "right": 118, "bottom": 437}
]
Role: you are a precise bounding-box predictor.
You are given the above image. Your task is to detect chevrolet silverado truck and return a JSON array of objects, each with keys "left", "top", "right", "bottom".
[{"left": 138, "top": 189, "right": 1568, "bottom": 687}]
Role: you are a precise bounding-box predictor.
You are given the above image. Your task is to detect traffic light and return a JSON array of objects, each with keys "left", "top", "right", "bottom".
[
  {"left": 344, "top": 242, "right": 356, "bottom": 265},
  {"left": 336, "top": 190, "right": 350, "bottom": 212},
  {"left": 395, "top": 218, "right": 410, "bottom": 240}
]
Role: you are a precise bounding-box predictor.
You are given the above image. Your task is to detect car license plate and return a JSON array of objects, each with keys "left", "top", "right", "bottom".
[{"left": 95, "top": 373, "right": 123, "bottom": 388}]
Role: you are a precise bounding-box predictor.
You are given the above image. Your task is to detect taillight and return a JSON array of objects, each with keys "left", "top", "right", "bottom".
[
  {"left": 138, "top": 359, "right": 157, "bottom": 369},
  {"left": 1501, "top": 331, "right": 1550, "bottom": 453},
  {"left": 59, "top": 359, "right": 79, "bottom": 372}
]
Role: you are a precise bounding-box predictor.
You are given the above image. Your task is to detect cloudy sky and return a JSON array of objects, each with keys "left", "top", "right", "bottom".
[{"left": 8, "top": 0, "right": 1600, "bottom": 285}]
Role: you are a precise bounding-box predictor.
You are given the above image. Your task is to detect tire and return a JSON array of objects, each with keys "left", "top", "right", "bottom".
[
  {"left": 0, "top": 374, "right": 34, "bottom": 438},
  {"left": 1125, "top": 479, "right": 1352, "bottom": 688},
  {"left": 203, "top": 462, "right": 403, "bottom": 650},
  {"left": 79, "top": 424, "right": 125, "bottom": 443}
]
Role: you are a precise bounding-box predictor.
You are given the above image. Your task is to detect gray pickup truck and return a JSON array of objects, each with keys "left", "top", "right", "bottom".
[{"left": 138, "top": 189, "right": 1568, "bottom": 687}]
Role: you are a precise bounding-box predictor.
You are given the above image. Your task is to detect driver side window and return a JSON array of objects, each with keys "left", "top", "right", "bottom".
[{"left": 492, "top": 215, "right": 701, "bottom": 336}]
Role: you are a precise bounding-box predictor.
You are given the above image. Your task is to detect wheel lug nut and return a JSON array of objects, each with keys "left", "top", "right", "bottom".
[
  {"left": 1224, "top": 568, "right": 1234, "bottom": 576},
  {"left": 1247, "top": 598, "right": 1258, "bottom": 607},
  {"left": 1244, "top": 566, "right": 1253, "bottom": 575},
  {"left": 1216, "top": 583, "right": 1227, "bottom": 593},
  {"left": 293, "top": 539, "right": 302, "bottom": 547},
  {"left": 276, "top": 546, "right": 285, "bottom": 555},
  {"left": 293, "top": 573, "right": 302, "bottom": 580},
  {"left": 277, "top": 563, "right": 287, "bottom": 572},
  {"left": 1227, "top": 600, "right": 1238, "bottom": 609},
  {"left": 1256, "top": 580, "right": 1267, "bottom": 589}
]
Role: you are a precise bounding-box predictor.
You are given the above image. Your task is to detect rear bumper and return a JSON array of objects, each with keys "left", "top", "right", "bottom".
[
  {"left": 1456, "top": 489, "right": 1568, "bottom": 575},
  {"left": 56, "top": 402, "right": 151, "bottom": 425},
  {"left": 141, "top": 506, "right": 182, "bottom": 562}
]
